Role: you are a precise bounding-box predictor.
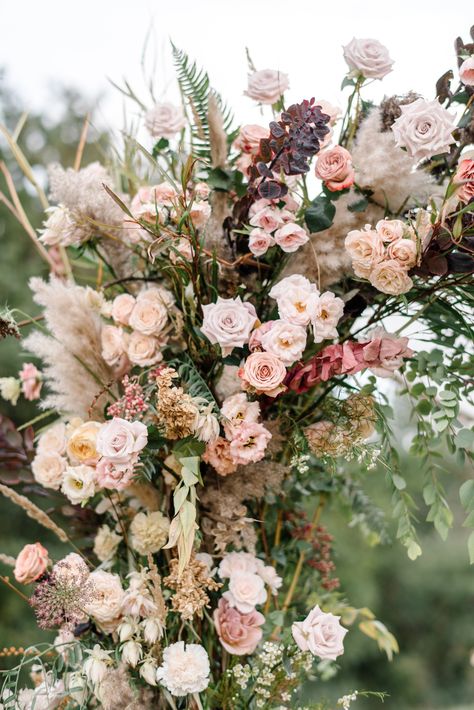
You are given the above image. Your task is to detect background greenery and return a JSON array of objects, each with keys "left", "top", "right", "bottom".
[{"left": 0, "top": 73, "right": 473, "bottom": 710}]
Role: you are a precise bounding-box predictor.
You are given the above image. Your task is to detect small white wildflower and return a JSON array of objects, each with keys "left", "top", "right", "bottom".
[
  {"left": 83, "top": 645, "right": 113, "bottom": 684},
  {"left": 122, "top": 640, "right": 143, "bottom": 668},
  {"left": 140, "top": 658, "right": 158, "bottom": 686}
]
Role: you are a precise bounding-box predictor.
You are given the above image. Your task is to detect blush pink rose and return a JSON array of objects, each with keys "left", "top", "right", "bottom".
[
  {"left": 239, "top": 352, "right": 287, "bottom": 397},
  {"left": 248, "top": 321, "right": 276, "bottom": 352},
  {"left": 96, "top": 417, "right": 148, "bottom": 463},
  {"left": 375, "top": 219, "right": 405, "bottom": 243},
  {"left": 229, "top": 422, "right": 272, "bottom": 465},
  {"left": 453, "top": 158, "right": 474, "bottom": 204},
  {"left": 101, "top": 325, "right": 129, "bottom": 367},
  {"left": 369, "top": 259, "right": 413, "bottom": 295},
  {"left": 224, "top": 571, "right": 267, "bottom": 613},
  {"left": 189, "top": 202, "right": 212, "bottom": 229},
  {"left": 249, "top": 207, "right": 284, "bottom": 233},
  {"left": 213, "top": 598, "right": 265, "bottom": 655},
  {"left": 14, "top": 543, "right": 49, "bottom": 584},
  {"left": 292, "top": 605, "right": 347, "bottom": 660},
  {"left": 127, "top": 332, "right": 163, "bottom": 367},
  {"left": 459, "top": 56, "right": 474, "bottom": 86},
  {"left": 345, "top": 227, "right": 385, "bottom": 269},
  {"left": 218, "top": 551, "right": 259, "bottom": 578},
  {"left": 201, "top": 297, "right": 258, "bottom": 356},
  {"left": 111, "top": 294, "right": 136, "bottom": 326},
  {"left": 234, "top": 124, "right": 269, "bottom": 154},
  {"left": 19, "top": 363, "right": 42, "bottom": 401},
  {"left": 315, "top": 146, "right": 355, "bottom": 192},
  {"left": 96, "top": 457, "right": 137, "bottom": 490},
  {"left": 387, "top": 238, "right": 417, "bottom": 269},
  {"left": 274, "top": 223, "right": 309, "bottom": 253},
  {"left": 245, "top": 69, "right": 289, "bottom": 105},
  {"left": 248, "top": 228, "right": 275, "bottom": 256},
  {"left": 202, "top": 437, "right": 238, "bottom": 477},
  {"left": 145, "top": 103, "right": 186, "bottom": 139},
  {"left": 194, "top": 182, "right": 211, "bottom": 200},
  {"left": 343, "top": 38, "right": 394, "bottom": 79}
]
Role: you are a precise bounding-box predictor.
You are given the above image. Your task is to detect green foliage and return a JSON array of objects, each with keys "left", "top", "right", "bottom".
[{"left": 304, "top": 195, "right": 336, "bottom": 232}]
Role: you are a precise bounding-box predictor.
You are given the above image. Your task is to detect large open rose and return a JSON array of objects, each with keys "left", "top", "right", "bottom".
[
  {"left": 213, "top": 598, "right": 264, "bottom": 655},
  {"left": 201, "top": 297, "right": 258, "bottom": 356},
  {"left": 343, "top": 37, "right": 393, "bottom": 79},
  {"left": 292, "top": 605, "right": 347, "bottom": 660},
  {"left": 391, "top": 98, "right": 455, "bottom": 162},
  {"left": 14, "top": 543, "right": 49, "bottom": 584},
  {"left": 239, "top": 352, "right": 287, "bottom": 397},
  {"left": 245, "top": 69, "right": 289, "bottom": 104},
  {"left": 97, "top": 417, "right": 148, "bottom": 463},
  {"left": 145, "top": 102, "right": 186, "bottom": 138}
]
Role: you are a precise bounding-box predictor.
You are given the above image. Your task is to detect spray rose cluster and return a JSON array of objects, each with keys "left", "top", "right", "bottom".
[
  {"left": 247, "top": 197, "right": 307, "bottom": 256},
  {"left": 345, "top": 219, "right": 418, "bottom": 295}
]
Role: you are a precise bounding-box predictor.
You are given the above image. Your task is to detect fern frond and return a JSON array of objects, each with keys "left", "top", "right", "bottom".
[{"left": 171, "top": 43, "right": 234, "bottom": 161}]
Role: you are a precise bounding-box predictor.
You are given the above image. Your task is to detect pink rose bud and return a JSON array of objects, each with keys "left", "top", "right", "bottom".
[
  {"left": 14, "top": 543, "right": 49, "bottom": 584},
  {"left": 19, "top": 363, "right": 42, "bottom": 401},
  {"left": 315, "top": 146, "right": 355, "bottom": 192}
]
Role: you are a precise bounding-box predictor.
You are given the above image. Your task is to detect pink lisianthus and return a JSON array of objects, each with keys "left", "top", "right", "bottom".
[
  {"left": 248, "top": 228, "right": 275, "bottom": 257},
  {"left": 221, "top": 392, "right": 260, "bottom": 439},
  {"left": 315, "top": 146, "right": 355, "bottom": 192},
  {"left": 111, "top": 294, "right": 136, "bottom": 326},
  {"left": 95, "top": 456, "right": 137, "bottom": 490},
  {"left": 14, "top": 543, "right": 49, "bottom": 584},
  {"left": 229, "top": 421, "right": 272, "bottom": 465},
  {"left": 453, "top": 158, "right": 474, "bottom": 204},
  {"left": 239, "top": 352, "right": 287, "bottom": 397},
  {"left": 292, "top": 605, "right": 347, "bottom": 660},
  {"left": 19, "top": 363, "right": 42, "bottom": 401},
  {"left": 213, "top": 598, "right": 265, "bottom": 655},
  {"left": 202, "top": 437, "right": 238, "bottom": 477}
]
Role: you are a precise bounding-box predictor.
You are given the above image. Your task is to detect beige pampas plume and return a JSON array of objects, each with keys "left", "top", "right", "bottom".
[
  {"left": 0, "top": 483, "right": 69, "bottom": 544},
  {"left": 0, "top": 553, "right": 16, "bottom": 567},
  {"left": 23, "top": 277, "right": 117, "bottom": 419}
]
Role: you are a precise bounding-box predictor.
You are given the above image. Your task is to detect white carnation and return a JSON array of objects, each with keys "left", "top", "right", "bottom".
[{"left": 156, "top": 642, "right": 210, "bottom": 696}]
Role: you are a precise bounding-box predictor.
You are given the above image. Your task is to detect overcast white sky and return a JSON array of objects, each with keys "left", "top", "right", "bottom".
[{"left": 1, "top": 0, "right": 472, "bottom": 136}]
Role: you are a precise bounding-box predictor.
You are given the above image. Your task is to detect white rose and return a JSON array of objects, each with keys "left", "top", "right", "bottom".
[
  {"left": 37, "top": 422, "right": 67, "bottom": 455},
  {"left": 223, "top": 571, "right": 267, "bottom": 613},
  {"left": 391, "top": 98, "right": 456, "bottom": 162},
  {"left": 245, "top": 69, "right": 289, "bottom": 105},
  {"left": 201, "top": 296, "right": 258, "bottom": 356},
  {"left": 145, "top": 102, "right": 186, "bottom": 139},
  {"left": 292, "top": 605, "right": 348, "bottom": 660},
  {"left": 127, "top": 332, "right": 163, "bottom": 367},
  {"left": 156, "top": 642, "right": 210, "bottom": 697},
  {"left": 85, "top": 570, "right": 125, "bottom": 625},
  {"left": 32, "top": 452, "right": 66, "bottom": 490},
  {"left": 97, "top": 417, "right": 148, "bottom": 463},
  {"left": 343, "top": 37, "right": 394, "bottom": 79},
  {"left": 129, "top": 299, "right": 168, "bottom": 336},
  {"left": 260, "top": 320, "right": 307, "bottom": 366},
  {"left": 310, "top": 291, "right": 344, "bottom": 344},
  {"left": 270, "top": 275, "right": 319, "bottom": 327},
  {"left": 111, "top": 294, "right": 136, "bottom": 326},
  {"left": 61, "top": 465, "right": 96, "bottom": 505},
  {"left": 218, "top": 551, "right": 259, "bottom": 579},
  {"left": 0, "top": 377, "right": 20, "bottom": 406}
]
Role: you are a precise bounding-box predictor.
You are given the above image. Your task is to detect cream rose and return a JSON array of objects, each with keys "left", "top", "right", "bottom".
[
  {"left": 239, "top": 352, "right": 287, "bottom": 397},
  {"left": 127, "top": 332, "right": 163, "bottom": 367},
  {"left": 274, "top": 223, "right": 309, "bottom": 253},
  {"left": 145, "top": 102, "right": 186, "bottom": 139},
  {"left": 343, "top": 37, "right": 394, "bottom": 79},
  {"left": 201, "top": 296, "right": 258, "bottom": 356},
  {"left": 101, "top": 325, "right": 128, "bottom": 367},
  {"left": 260, "top": 320, "right": 307, "bottom": 366},
  {"left": 37, "top": 422, "right": 67, "bottom": 455},
  {"left": 67, "top": 420, "right": 102, "bottom": 464},
  {"left": 31, "top": 451, "right": 66, "bottom": 490},
  {"left": 224, "top": 571, "right": 267, "bottom": 613},
  {"left": 129, "top": 298, "right": 168, "bottom": 336},
  {"left": 85, "top": 570, "right": 125, "bottom": 625},
  {"left": 375, "top": 219, "right": 406, "bottom": 242},
  {"left": 245, "top": 69, "right": 289, "bottom": 104},
  {"left": 97, "top": 417, "right": 148, "bottom": 463},
  {"left": 315, "top": 146, "right": 355, "bottom": 191},
  {"left": 111, "top": 294, "right": 136, "bottom": 325},
  {"left": 387, "top": 238, "right": 417, "bottom": 269},
  {"left": 369, "top": 259, "right": 413, "bottom": 295},
  {"left": 292, "top": 605, "right": 348, "bottom": 660},
  {"left": 391, "top": 97, "right": 456, "bottom": 162},
  {"left": 14, "top": 543, "right": 49, "bottom": 584},
  {"left": 345, "top": 227, "right": 385, "bottom": 268}
]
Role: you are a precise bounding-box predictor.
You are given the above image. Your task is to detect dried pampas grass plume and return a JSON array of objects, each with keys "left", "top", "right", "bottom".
[
  {"left": 0, "top": 483, "right": 69, "bottom": 544},
  {"left": 0, "top": 553, "right": 16, "bottom": 567},
  {"left": 23, "top": 277, "right": 117, "bottom": 419}
]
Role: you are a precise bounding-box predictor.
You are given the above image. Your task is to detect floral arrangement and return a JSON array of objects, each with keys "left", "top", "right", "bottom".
[{"left": 0, "top": 29, "right": 473, "bottom": 710}]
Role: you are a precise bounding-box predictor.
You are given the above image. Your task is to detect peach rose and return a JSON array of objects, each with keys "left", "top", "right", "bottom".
[
  {"left": 31, "top": 451, "right": 66, "bottom": 490},
  {"left": 387, "top": 238, "right": 417, "bottom": 268},
  {"left": 14, "top": 543, "right": 49, "bottom": 584},
  {"left": 239, "top": 352, "right": 287, "bottom": 397},
  {"left": 67, "top": 421, "right": 102, "bottom": 464},
  {"left": 375, "top": 219, "right": 406, "bottom": 242},
  {"left": 292, "top": 605, "right": 347, "bottom": 660},
  {"left": 248, "top": 228, "right": 275, "bottom": 256},
  {"left": 459, "top": 56, "right": 474, "bottom": 86},
  {"left": 315, "top": 146, "right": 355, "bottom": 192},
  {"left": 213, "top": 598, "right": 265, "bottom": 655},
  {"left": 345, "top": 227, "right": 385, "bottom": 268},
  {"left": 189, "top": 202, "right": 211, "bottom": 229},
  {"left": 274, "top": 223, "right": 309, "bottom": 253},
  {"left": 129, "top": 297, "right": 168, "bottom": 336},
  {"left": 111, "top": 294, "right": 136, "bottom": 325},
  {"left": 245, "top": 69, "right": 289, "bottom": 105},
  {"left": 19, "top": 363, "right": 41, "bottom": 401},
  {"left": 145, "top": 102, "right": 186, "bottom": 139},
  {"left": 234, "top": 124, "right": 269, "bottom": 154},
  {"left": 369, "top": 259, "right": 413, "bottom": 295},
  {"left": 453, "top": 158, "right": 474, "bottom": 204},
  {"left": 127, "top": 332, "right": 163, "bottom": 367},
  {"left": 194, "top": 182, "right": 211, "bottom": 200}
]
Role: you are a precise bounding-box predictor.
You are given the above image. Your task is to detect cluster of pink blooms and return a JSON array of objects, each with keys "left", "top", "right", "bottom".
[
  {"left": 107, "top": 375, "right": 148, "bottom": 421},
  {"left": 126, "top": 180, "right": 210, "bottom": 259},
  {"left": 101, "top": 285, "right": 174, "bottom": 372},
  {"left": 345, "top": 219, "right": 418, "bottom": 295},
  {"left": 19, "top": 362, "right": 42, "bottom": 401},
  {"left": 31, "top": 416, "right": 148, "bottom": 504},
  {"left": 203, "top": 393, "right": 271, "bottom": 476},
  {"left": 213, "top": 552, "right": 281, "bottom": 655},
  {"left": 286, "top": 327, "right": 413, "bottom": 394}
]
